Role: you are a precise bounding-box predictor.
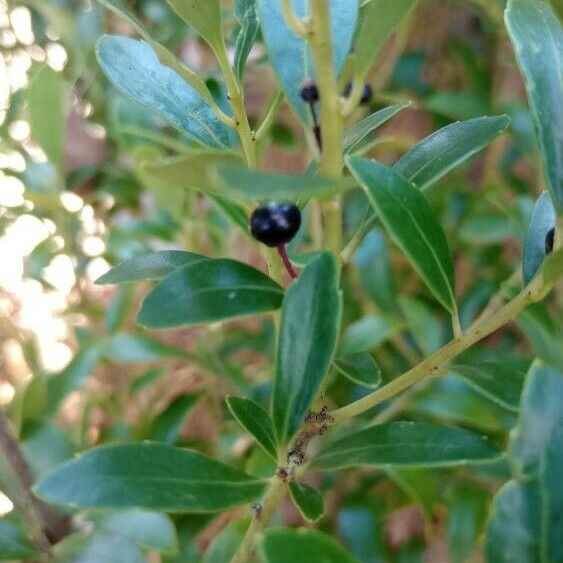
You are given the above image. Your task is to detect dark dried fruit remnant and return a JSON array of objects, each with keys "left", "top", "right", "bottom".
[
  {"left": 250, "top": 202, "right": 302, "bottom": 247},
  {"left": 300, "top": 80, "right": 319, "bottom": 103},
  {"left": 343, "top": 81, "right": 373, "bottom": 105},
  {"left": 545, "top": 227, "right": 555, "bottom": 254}
]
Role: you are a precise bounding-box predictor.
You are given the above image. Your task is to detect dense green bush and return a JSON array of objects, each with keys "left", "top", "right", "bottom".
[{"left": 0, "top": 0, "right": 562, "bottom": 561}]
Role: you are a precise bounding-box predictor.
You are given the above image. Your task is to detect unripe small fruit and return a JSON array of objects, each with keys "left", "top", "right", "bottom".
[{"left": 250, "top": 202, "right": 302, "bottom": 247}]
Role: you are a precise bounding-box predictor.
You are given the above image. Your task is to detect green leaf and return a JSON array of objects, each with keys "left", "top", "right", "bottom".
[
  {"left": 522, "top": 191, "right": 556, "bottom": 284},
  {"left": 201, "top": 519, "right": 247, "bottom": 563},
  {"left": 506, "top": 0, "right": 563, "bottom": 211},
  {"left": 0, "top": 517, "right": 37, "bottom": 561},
  {"left": 393, "top": 115, "right": 511, "bottom": 191},
  {"left": 88, "top": 510, "right": 178, "bottom": 553},
  {"left": 339, "top": 315, "right": 402, "bottom": 356},
  {"left": 347, "top": 157, "right": 457, "bottom": 314},
  {"left": 27, "top": 65, "right": 67, "bottom": 170},
  {"left": 259, "top": 528, "right": 359, "bottom": 563},
  {"left": 47, "top": 346, "right": 101, "bottom": 412},
  {"left": 138, "top": 259, "right": 284, "bottom": 329},
  {"left": 101, "top": 333, "right": 190, "bottom": 363},
  {"left": 353, "top": 230, "right": 398, "bottom": 313},
  {"left": 35, "top": 443, "right": 266, "bottom": 512},
  {"left": 234, "top": 0, "right": 259, "bottom": 80},
  {"left": 215, "top": 165, "right": 355, "bottom": 201},
  {"left": 257, "top": 0, "right": 358, "bottom": 125},
  {"left": 96, "top": 35, "right": 236, "bottom": 149},
  {"left": 130, "top": 368, "right": 165, "bottom": 395},
  {"left": 352, "top": 0, "right": 419, "bottom": 79},
  {"left": 53, "top": 533, "right": 146, "bottom": 563},
  {"left": 273, "top": 253, "right": 342, "bottom": 445},
  {"left": 209, "top": 193, "right": 251, "bottom": 233},
  {"left": 486, "top": 362, "right": 563, "bottom": 562},
  {"left": 486, "top": 481, "right": 542, "bottom": 563},
  {"left": 96, "top": 251, "right": 208, "bottom": 285},
  {"left": 288, "top": 482, "right": 325, "bottom": 522},
  {"left": 311, "top": 421, "right": 500, "bottom": 471},
  {"left": 105, "top": 286, "right": 135, "bottom": 333},
  {"left": 97, "top": 0, "right": 222, "bottom": 111},
  {"left": 226, "top": 396, "right": 277, "bottom": 460},
  {"left": 446, "top": 486, "right": 489, "bottom": 563},
  {"left": 386, "top": 467, "right": 441, "bottom": 515},
  {"left": 333, "top": 354, "right": 382, "bottom": 388},
  {"left": 399, "top": 297, "right": 443, "bottom": 355},
  {"left": 151, "top": 394, "right": 201, "bottom": 444},
  {"left": 139, "top": 151, "right": 243, "bottom": 199},
  {"left": 344, "top": 103, "right": 412, "bottom": 155},
  {"left": 451, "top": 362, "right": 526, "bottom": 412},
  {"left": 166, "top": 0, "right": 223, "bottom": 50}
]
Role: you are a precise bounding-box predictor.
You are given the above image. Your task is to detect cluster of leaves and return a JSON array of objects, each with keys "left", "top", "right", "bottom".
[{"left": 0, "top": 0, "right": 562, "bottom": 562}]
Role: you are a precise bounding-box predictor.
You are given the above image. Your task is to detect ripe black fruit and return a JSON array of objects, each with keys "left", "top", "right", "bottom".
[
  {"left": 545, "top": 227, "right": 555, "bottom": 254},
  {"left": 343, "top": 82, "right": 373, "bottom": 105},
  {"left": 300, "top": 81, "right": 319, "bottom": 103},
  {"left": 250, "top": 202, "right": 302, "bottom": 247}
]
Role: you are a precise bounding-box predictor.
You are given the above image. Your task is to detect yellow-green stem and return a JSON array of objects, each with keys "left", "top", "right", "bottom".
[
  {"left": 309, "top": 0, "right": 344, "bottom": 256},
  {"left": 331, "top": 273, "right": 553, "bottom": 423},
  {"left": 230, "top": 477, "right": 288, "bottom": 563}
]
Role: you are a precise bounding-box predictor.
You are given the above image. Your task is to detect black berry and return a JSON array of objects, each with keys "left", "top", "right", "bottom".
[
  {"left": 250, "top": 202, "right": 302, "bottom": 247},
  {"left": 300, "top": 81, "right": 319, "bottom": 103},
  {"left": 343, "top": 82, "right": 373, "bottom": 105},
  {"left": 545, "top": 227, "right": 555, "bottom": 254}
]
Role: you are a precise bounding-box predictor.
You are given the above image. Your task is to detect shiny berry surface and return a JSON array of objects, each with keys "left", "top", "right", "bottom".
[{"left": 250, "top": 202, "right": 302, "bottom": 247}]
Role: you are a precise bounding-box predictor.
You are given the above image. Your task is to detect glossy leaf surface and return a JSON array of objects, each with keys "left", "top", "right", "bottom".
[
  {"left": 138, "top": 259, "right": 284, "bottom": 328},
  {"left": 311, "top": 421, "right": 499, "bottom": 470},
  {"left": 226, "top": 396, "right": 277, "bottom": 460},
  {"left": 348, "top": 157, "right": 457, "bottom": 313},
  {"left": 394, "top": 115, "right": 510, "bottom": 190},
  {"left": 36, "top": 443, "right": 266, "bottom": 512},
  {"left": 333, "top": 354, "right": 382, "bottom": 388},
  {"left": 288, "top": 482, "right": 324, "bottom": 522},
  {"left": 273, "top": 253, "right": 342, "bottom": 445}
]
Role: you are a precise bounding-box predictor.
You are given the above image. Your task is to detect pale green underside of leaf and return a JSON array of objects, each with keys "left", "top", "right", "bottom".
[
  {"left": 506, "top": 0, "right": 563, "bottom": 211},
  {"left": 215, "top": 165, "right": 356, "bottom": 201},
  {"left": 257, "top": 0, "right": 358, "bottom": 125},
  {"left": 95, "top": 251, "right": 208, "bottom": 285},
  {"left": 522, "top": 191, "right": 556, "bottom": 285},
  {"left": 96, "top": 35, "right": 236, "bottom": 148},
  {"left": 485, "top": 361, "right": 563, "bottom": 562}
]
